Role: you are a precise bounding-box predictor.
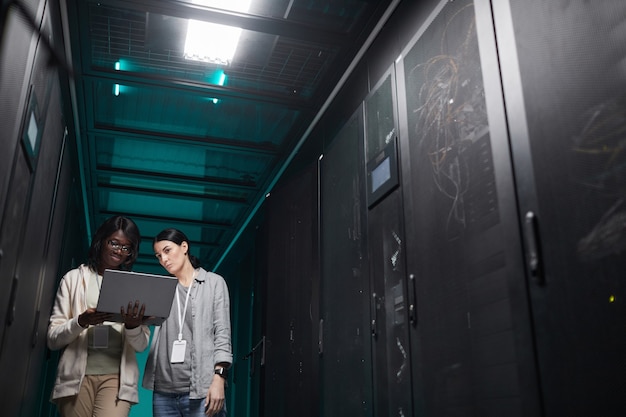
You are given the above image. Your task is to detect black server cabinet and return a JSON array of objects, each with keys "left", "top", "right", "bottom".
[
  {"left": 397, "top": 0, "right": 542, "bottom": 415},
  {"left": 263, "top": 163, "right": 319, "bottom": 417},
  {"left": 319, "top": 107, "right": 374, "bottom": 417},
  {"left": 364, "top": 69, "right": 414, "bottom": 417},
  {"left": 0, "top": 5, "right": 72, "bottom": 415},
  {"left": 494, "top": 0, "right": 626, "bottom": 415}
]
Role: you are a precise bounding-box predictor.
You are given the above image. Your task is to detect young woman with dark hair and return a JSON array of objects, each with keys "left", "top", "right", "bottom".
[
  {"left": 47, "top": 215, "right": 151, "bottom": 417},
  {"left": 143, "top": 228, "right": 233, "bottom": 417}
]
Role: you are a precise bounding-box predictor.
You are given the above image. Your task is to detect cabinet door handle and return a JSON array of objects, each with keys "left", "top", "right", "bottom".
[
  {"left": 371, "top": 293, "right": 377, "bottom": 338},
  {"left": 318, "top": 319, "right": 324, "bottom": 355},
  {"left": 408, "top": 274, "right": 417, "bottom": 326},
  {"left": 7, "top": 276, "right": 19, "bottom": 326},
  {"left": 31, "top": 310, "right": 40, "bottom": 347},
  {"left": 524, "top": 211, "right": 545, "bottom": 284}
]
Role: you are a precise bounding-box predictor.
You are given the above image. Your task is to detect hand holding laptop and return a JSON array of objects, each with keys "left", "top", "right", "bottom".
[
  {"left": 78, "top": 308, "right": 112, "bottom": 328},
  {"left": 120, "top": 300, "right": 148, "bottom": 329}
]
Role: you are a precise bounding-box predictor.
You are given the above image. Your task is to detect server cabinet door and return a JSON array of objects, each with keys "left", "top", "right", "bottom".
[
  {"left": 364, "top": 69, "right": 413, "bottom": 417},
  {"left": 319, "top": 107, "right": 374, "bottom": 417},
  {"left": 494, "top": 1, "right": 626, "bottom": 415},
  {"left": 397, "top": 0, "right": 542, "bottom": 415},
  {"left": 263, "top": 163, "right": 318, "bottom": 417},
  {"left": 367, "top": 189, "right": 413, "bottom": 417}
]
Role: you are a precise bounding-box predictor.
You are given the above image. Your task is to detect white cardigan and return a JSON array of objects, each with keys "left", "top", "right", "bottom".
[{"left": 47, "top": 264, "right": 150, "bottom": 403}]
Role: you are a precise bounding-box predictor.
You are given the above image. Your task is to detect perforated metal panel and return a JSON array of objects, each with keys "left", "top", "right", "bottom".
[{"left": 506, "top": 0, "right": 626, "bottom": 414}]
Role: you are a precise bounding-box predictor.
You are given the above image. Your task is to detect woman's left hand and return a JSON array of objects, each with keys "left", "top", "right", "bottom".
[
  {"left": 204, "top": 377, "right": 226, "bottom": 416},
  {"left": 121, "top": 300, "right": 145, "bottom": 329}
]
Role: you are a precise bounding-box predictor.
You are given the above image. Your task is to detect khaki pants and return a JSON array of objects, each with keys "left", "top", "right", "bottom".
[{"left": 57, "top": 374, "right": 131, "bottom": 417}]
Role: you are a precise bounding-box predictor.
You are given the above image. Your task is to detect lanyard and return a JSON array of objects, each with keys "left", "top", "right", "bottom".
[
  {"left": 175, "top": 283, "right": 192, "bottom": 341},
  {"left": 88, "top": 271, "right": 103, "bottom": 310}
]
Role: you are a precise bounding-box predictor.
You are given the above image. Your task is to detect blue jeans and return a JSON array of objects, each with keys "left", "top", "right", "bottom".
[{"left": 153, "top": 391, "right": 226, "bottom": 417}]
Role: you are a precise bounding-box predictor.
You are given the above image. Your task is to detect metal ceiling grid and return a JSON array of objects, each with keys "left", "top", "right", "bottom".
[
  {"left": 87, "top": 3, "right": 341, "bottom": 101},
  {"left": 64, "top": 0, "right": 395, "bottom": 270}
]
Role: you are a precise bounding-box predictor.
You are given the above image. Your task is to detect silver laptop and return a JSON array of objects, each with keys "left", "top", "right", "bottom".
[{"left": 97, "top": 269, "right": 178, "bottom": 326}]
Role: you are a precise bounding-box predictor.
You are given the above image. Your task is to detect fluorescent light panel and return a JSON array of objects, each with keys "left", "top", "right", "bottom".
[{"left": 184, "top": 0, "right": 252, "bottom": 65}]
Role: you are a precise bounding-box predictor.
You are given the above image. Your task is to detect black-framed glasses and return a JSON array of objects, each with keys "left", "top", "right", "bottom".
[{"left": 107, "top": 240, "right": 132, "bottom": 254}]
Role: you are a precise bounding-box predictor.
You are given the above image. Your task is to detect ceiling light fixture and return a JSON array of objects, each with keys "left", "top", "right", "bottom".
[{"left": 184, "top": 0, "right": 252, "bottom": 65}]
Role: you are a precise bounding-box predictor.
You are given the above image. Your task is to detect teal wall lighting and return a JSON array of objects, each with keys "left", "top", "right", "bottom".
[
  {"left": 113, "top": 61, "right": 120, "bottom": 96},
  {"left": 206, "top": 69, "right": 227, "bottom": 103},
  {"left": 113, "top": 60, "right": 137, "bottom": 96}
]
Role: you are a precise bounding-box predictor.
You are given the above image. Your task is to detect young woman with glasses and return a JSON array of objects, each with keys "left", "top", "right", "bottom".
[{"left": 47, "top": 215, "right": 151, "bottom": 417}]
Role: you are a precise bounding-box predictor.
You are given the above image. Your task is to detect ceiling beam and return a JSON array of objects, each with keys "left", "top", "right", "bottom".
[
  {"left": 98, "top": 210, "right": 232, "bottom": 230},
  {"left": 95, "top": 182, "right": 250, "bottom": 205},
  {"left": 88, "top": 125, "right": 280, "bottom": 156},
  {"left": 83, "top": 68, "right": 313, "bottom": 111},
  {"left": 95, "top": 166, "right": 259, "bottom": 191},
  {"left": 136, "top": 238, "right": 219, "bottom": 249}
]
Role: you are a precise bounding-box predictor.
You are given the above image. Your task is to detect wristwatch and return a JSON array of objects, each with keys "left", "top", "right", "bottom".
[{"left": 214, "top": 367, "right": 228, "bottom": 378}]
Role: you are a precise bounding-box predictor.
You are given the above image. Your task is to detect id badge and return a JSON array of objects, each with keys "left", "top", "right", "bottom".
[
  {"left": 171, "top": 340, "right": 187, "bottom": 363},
  {"left": 92, "top": 325, "right": 109, "bottom": 348}
]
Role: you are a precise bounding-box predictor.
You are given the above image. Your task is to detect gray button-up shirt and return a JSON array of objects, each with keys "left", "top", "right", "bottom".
[{"left": 143, "top": 268, "right": 233, "bottom": 398}]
